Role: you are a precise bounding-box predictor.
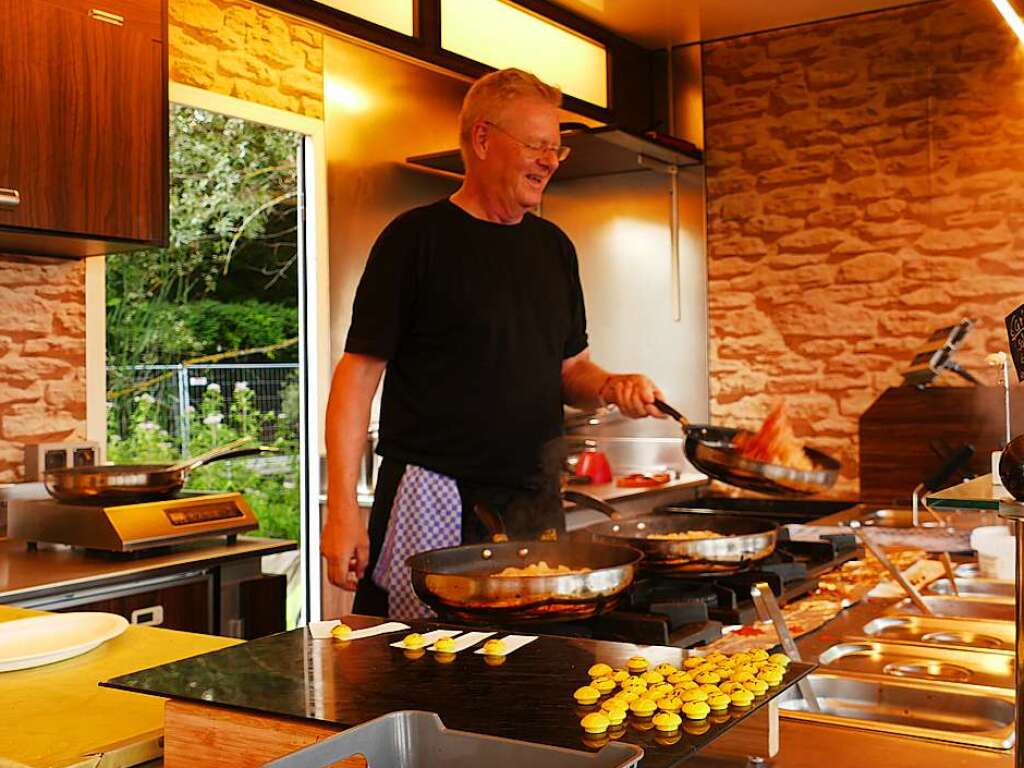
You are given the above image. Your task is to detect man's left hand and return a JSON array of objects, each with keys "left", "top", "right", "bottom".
[{"left": 600, "top": 374, "right": 667, "bottom": 419}]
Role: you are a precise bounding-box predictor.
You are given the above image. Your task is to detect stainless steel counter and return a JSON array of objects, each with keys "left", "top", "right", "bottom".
[{"left": 758, "top": 598, "right": 1014, "bottom": 768}]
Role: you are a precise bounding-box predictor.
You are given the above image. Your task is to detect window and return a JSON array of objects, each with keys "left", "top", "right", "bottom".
[
  {"left": 318, "top": 0, "right": 414, "bottom": 36},
  {"left": 441, "top": 0, "right": 608, "bottom": 108}
]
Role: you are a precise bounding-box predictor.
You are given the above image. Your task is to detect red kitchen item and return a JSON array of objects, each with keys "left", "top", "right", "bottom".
[{"left": 575, "top": 450, "right": 612, "bottom": 484}]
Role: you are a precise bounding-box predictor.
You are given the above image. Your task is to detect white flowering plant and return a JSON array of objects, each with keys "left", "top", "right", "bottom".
[{"left": 107, "top": 378, "right": 300, "bottom": 541}]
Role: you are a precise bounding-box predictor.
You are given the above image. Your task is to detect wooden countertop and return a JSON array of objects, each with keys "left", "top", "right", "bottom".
[
  {"left": 0, "top": 536, "right": 296, "bottom": 603},
  {"left": 0, "top": 604, "right": 239, "bottom": 768}
]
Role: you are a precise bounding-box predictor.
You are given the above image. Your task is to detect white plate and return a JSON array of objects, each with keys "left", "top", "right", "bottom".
[{"left": 0, "top": 612, "right": 129, "bottom": 672}]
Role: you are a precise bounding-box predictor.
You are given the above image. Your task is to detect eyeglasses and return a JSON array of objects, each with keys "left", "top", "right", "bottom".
[{"left": 484, "top": 121, "right": 571, "bottom": 162}]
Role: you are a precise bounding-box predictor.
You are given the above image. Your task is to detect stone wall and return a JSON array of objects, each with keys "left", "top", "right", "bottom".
[
  {"left": 169, "top": 0, "right": 324, "bottom": 118},
  {"left": 0, "top": 256, "right": 87, "bottom": 482},
  {"left": 702, "top": 0, "right": 1024, "bottom": 495}
]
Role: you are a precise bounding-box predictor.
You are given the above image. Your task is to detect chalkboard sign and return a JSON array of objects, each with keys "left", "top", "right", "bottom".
[{"left": 1007, "top": 302, "right": 1024, "bottom": 382}]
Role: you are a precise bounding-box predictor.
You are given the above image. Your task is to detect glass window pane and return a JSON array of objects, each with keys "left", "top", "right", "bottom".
[
  {"left": 441, "top": 0, "right": 608, "bottom": 108},
  {"left": 318, "top": 0, "right": 414, "bottom": 36}
]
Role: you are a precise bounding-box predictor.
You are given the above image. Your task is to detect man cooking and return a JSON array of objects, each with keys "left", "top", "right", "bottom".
[{"left": 322, "top": 67, "right": 667, "bottom": 618}]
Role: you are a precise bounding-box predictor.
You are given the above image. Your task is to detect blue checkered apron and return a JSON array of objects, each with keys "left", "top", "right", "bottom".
[{"left": 371, "top": 464, "right": 462, "bottom": 619}]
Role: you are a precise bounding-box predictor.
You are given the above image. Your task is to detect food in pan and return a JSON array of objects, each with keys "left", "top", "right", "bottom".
[
  {"left": 491, "top": 561, "right": 591, "bottom": 577},
  {"left": 645, "top": 530, "right": 722, "bottom": 541},
  {"left": 580, "top": 712, "right": 610, "bottom": 734},
  {"left": 574, "top": 685, "right": 601, "bottom": 705},
  {"left": 331, "top": 623, "right": 353, "bottom": 639},
  {"left": 653, "top": 711, "right": 682, "bottom": 732},
  {"left": 733, "top": 402, "right": 813, "bottom": 471},
  {"left": 682, "top": 700, "right": 711, "bottom": 720}
]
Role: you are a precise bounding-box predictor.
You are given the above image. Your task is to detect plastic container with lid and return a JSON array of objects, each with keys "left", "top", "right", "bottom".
[{"left": 971, "top": 525, "right": 1016, "bottom": 581}]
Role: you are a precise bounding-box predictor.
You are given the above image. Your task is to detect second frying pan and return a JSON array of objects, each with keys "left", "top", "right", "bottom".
[{"left": 654, "top": 399, "right": 840, "bottom": 496}]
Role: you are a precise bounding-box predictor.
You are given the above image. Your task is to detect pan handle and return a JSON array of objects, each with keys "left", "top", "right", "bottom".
[
  {"left": 562, "top": 489, "right": 622, "bottom": 521},
  {"left": 176, "top": 444, "right": 279, "bottom": 473},
  {"left": 653, "top": 399, "right": 690, "bottom": 428}
]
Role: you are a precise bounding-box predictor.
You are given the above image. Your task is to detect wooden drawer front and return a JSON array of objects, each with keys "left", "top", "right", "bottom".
[{"left": 56, "top": 578, "right": 212, "bottom": 634}]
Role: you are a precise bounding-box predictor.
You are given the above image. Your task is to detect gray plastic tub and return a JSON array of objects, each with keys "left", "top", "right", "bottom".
[{"left": 264, "top": 711, "right": 643, "bottom": 768}]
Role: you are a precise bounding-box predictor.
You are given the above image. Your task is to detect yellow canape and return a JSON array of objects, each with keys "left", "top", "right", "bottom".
[
  {"left": 605, "top": 705, "right": 627, "bottom": 726},
  {"left": 580, "top": 712, "right": 610, "bottom": 734},
  {"left": 680, "top": 688, "right": 708, "bottom": 703},
  {"left": 574, "top": 686, "right": 601, "bottom": 705},
  {"left": 730, "top": 689, "right": 755, "bottom": 707},
  {"left": 331, "top": 623, "right": 353, "bottom": 639},
  {"left": 682, "top": 701, "right": 711, "bottom": 720},
  {"left": 402, "top": 633, "right": 427, "bottom": 649},
  {"left": 653, "top": 711, "right": 682, "bottom": 732},
  {"left": 433, "top": 636, "right": 456, "bottom": 653},
  {"left": 626, "top": 656, "right": 650, "bottom": 673},
  {"left": 656, "top": 695, "right": 683, "bottom": 713},
  {"left": 629, "top": 697, "right": 658, "bottom": 717},
  {"left": 482, "top": 638, "right": 506, "bottom": 656},
  {"left": 707, "top": 693, "right": 731, "bottom": 711},
  {"left": 744, "top": 679, "right": 769, "bottom": 696},
  {"left": 588, "top": 662, "right": 613, "bottom": 678}
]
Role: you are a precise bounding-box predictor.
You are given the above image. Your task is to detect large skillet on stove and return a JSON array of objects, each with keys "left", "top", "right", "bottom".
[
  {"left": 566, "top": 490, "right": 778, "bottom": 576},
  {"left": 654, "top": 399, "right": 840, "bottom": 496},
  {"left": 585, "top": 513, "right": 778, "bottom": 576},
  {"left": 407, "top": 539, "right": 643, "bottom": 624}
]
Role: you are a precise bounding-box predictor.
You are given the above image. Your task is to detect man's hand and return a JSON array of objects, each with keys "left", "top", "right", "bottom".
[
  {"left": 599, "top": 374, "right": 667, "bottom": 419},
  {"left": 321, "top": 504, "right": 370, "bottom": 591}
]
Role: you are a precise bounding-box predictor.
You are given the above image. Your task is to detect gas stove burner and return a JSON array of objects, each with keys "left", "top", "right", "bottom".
[{"left": 522, "top": 532, "right": 859, "bottom": 648}]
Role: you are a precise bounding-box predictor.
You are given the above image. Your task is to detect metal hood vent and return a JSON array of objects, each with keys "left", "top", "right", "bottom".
[{"left": 405, "top": 125, "right": 702, "bottom": 181}]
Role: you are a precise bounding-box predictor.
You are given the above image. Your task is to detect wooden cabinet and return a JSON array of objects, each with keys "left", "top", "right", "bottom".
[
  {"left": 0, "top": 0, "right": 168, "bottom": 257},
  {"left": 56, "top": 575, "right": 213, "bottom": 633}
]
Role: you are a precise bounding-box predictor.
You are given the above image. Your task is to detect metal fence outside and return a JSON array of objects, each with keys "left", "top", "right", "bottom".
[{"left": 108, "top": 362, "right": 299, "bottom": 456}]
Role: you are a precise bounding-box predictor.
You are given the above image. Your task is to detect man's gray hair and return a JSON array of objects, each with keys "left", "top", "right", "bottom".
[{"left": 458, "top": 68, "right": 562, "bottom": 163}]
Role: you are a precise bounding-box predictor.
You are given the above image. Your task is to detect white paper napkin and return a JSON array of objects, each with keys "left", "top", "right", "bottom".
[
  {"left": 473, "top": 634, "right": 538, "bottom": 656},
  {"left": 431, "top": 631, "right": 495, "bottom": 653},
  {"left": 308, "top": 620, "right": 410, "bottom": 640},
  {"left": 389, "top": 629, "right": 461, "bottom": 649}
]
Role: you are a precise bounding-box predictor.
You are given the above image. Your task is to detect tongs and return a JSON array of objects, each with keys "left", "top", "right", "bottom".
[
  {"left": 750, "top": 582, "right": 820, "bottom": 713},
  {"left": 855, "top": 531, "right": 934, "bottom": 616}
]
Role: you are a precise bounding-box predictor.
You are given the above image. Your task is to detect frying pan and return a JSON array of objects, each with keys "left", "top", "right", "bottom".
[
  {"left": 585, "top": 513, "right": 778, "bottom": 576},
  {"left": 654, "top": 399, "right": 840, "bottom": 496},
  {"left": 565, "top": 490, "right": 778, "bottom": 576},
  {"left": 406, "top": 539, "right": 643, "bottom": 624},
  {"left": 43, "top": 438, "right": 275, "bottom": 503}
]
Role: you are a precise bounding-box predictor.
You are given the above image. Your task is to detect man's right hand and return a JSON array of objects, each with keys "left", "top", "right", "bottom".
[{"left": 321, "top": 505, "right": 370, "bottom": 591}]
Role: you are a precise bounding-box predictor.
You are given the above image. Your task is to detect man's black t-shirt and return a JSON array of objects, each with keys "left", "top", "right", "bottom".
[{"left": 345, "top": 198, "right": 589, "bottom": 488}]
